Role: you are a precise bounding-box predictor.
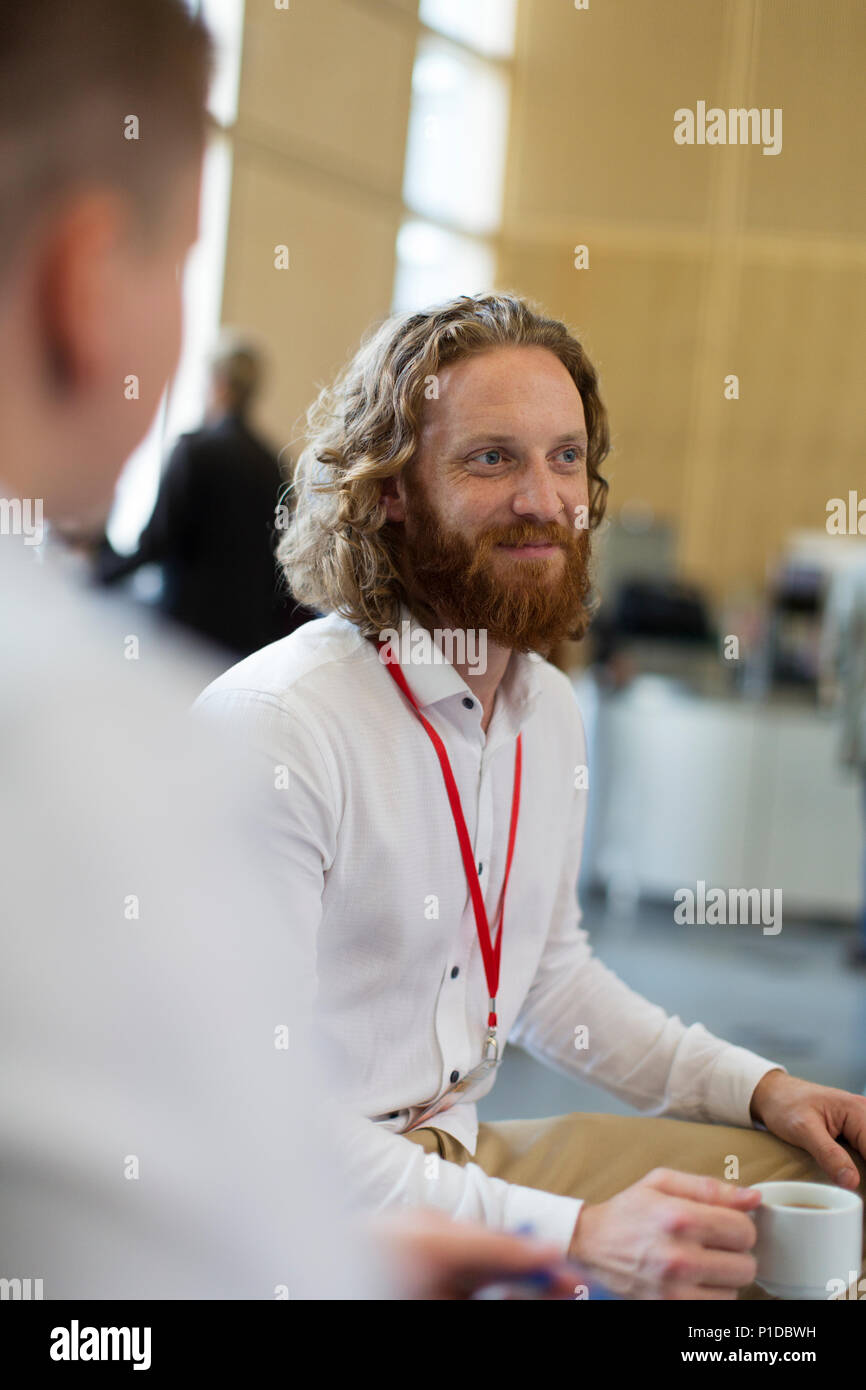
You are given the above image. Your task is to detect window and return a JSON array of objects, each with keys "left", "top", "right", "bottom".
[
  {"left": 418, "top": 0, "right": 517, "bottom": 61},
  {"left": 393, "top": 0, "right": 517, "bottom": 314},
  {"left": 107, "top": 0, "right": 244, "bottom": 553}
]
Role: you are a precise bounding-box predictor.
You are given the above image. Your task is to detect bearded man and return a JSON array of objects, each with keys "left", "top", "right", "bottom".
[{"left": 197, "top": 292, "right": 866, "bottom": 1300}]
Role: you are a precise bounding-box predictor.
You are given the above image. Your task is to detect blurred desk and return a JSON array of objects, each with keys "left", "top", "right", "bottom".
[{"left": 575, "top": 676, "right": 861, "bottom": 922}]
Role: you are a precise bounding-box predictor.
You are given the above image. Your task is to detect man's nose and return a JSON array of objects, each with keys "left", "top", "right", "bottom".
[{"left": 512, "top": 455, "right": 571, "bottom": 522}]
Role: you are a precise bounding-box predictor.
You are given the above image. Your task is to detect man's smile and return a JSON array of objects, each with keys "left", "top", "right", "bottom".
[{"left": 496, "top": 541, "right": 562, "bottom": 556}]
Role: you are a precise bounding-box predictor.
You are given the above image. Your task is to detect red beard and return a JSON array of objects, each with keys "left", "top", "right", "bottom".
[{"left": 393, "top": 477, "right": 594, "bottom": 655}]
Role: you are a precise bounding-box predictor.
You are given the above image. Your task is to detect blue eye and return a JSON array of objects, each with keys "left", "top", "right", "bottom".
[{"left": 478, "top": 449, "right": 503, "bottom": 466}]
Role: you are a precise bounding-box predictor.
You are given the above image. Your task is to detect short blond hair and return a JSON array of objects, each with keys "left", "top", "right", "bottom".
[{"left": 0, "top": 0, "right": 212, "bottom": 274}]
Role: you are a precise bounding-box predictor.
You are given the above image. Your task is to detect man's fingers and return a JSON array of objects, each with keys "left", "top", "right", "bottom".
[
  {"left": 647, "top": 1167, "right": 762, "bottom": 1209},
  {"left": 375, "top": 1210, "right": 575, "bottom": 1299},
  {"left": 793, "top": 1117, "right": 861, "bottom": 1188},
  {"left": 838, "top": 1104, "right": 866, "bottom": 1171},
  {"left": 441, "top": 1223, "right": 568, "bottom": 1282},
  {"left": 667, "top": 1197, "right": 758, "bottom": 1253},
  {"left": 669, "top": 1285, "right": 739, "bottom": 1301},
  {"left": 652, "top": 1241, "right": 757, "bottom": 1293}
]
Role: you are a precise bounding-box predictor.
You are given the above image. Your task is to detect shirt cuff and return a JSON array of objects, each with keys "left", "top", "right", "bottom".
[
  {"left": 503, "top": 1183, "right": 583, "bottom": 1254},
  {"left": 705, "top": 1047, "right": 788, "bottom": 1128}
]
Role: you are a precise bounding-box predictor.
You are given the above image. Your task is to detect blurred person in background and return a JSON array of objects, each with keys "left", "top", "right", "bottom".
[
  {"left": 0, "top": 0, "right": 575, "bottom": 1301},
  {"left": 820, "top": 557, "right": 866, "bottom": 970},
  {"left": 92, "top": 335, "right": 318, "bottom": 660}
]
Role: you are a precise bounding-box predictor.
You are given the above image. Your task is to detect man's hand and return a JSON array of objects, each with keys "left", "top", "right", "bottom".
[
  {"left": 368, "top": 1207, "right": 577, "bottom": 1300},
  {"left": 568, "top": 1168, "right": 762, "bottom": 1300},
  {"left": 749, "top": 1069, "right": 866, "bottom": 1190}
]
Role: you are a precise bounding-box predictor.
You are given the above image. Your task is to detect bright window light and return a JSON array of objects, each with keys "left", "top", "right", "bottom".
[
  {"left": 106, "top": 2, "right": 243, "bottom": 553},
  {"left": 419, "top": 0, "right": 517, "bottom": 59},
  {"left": 106, "top": 407, "right": 165, "bottom": 555},
  {"left": 393, "top": 220, "right": 496, "bottom": 313},
  {"left": 403, "top": 35, "right": 510, "bottom": 237},
  {"left": 163, "top": 136, "right": 234, "bottom": 447},
  {"left": 200, "top": 0, "right": 246, "bottom": 126}
]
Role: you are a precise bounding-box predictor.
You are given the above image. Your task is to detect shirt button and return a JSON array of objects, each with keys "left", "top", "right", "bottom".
[
  {"left": 450, "top": 965, "right": 459, "bottom": 979},
  {"left": 462, "top": 697, "right": 474, "bottom": 709},
  {"left": 477, "top": 862, "right": 483, "bottom": 875},
  {"left": 450, "top": 1070, "right": 459, "bottom": 1084}
]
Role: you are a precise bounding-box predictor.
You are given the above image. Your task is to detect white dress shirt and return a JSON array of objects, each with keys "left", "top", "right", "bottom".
[
  {"left": 196, "top": 600, "right": 786, "bottom": 1252},
  {"left": 0, "top": 530, "right": 390, "bottom": 1298}
]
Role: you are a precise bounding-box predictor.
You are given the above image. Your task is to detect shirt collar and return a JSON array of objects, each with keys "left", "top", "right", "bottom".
[{"left": 375, "top": 601, "right": 546, "bottom": 734}]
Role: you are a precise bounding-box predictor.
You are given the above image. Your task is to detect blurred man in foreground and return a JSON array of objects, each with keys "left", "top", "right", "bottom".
[{"left": 0, "top": 0, "right": 572, "bottom": 1300}]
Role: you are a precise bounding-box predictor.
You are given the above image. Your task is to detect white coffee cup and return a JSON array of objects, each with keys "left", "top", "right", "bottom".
[{"left": 749, "top": 1180, "right": 863, "bottom": 1300}]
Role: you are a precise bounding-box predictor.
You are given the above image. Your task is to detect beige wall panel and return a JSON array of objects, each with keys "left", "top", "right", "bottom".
[
  {"left": 222, "top": 152, "right": 401, "bottom": 454},
  {"left": 506, "top": 0, "right": 726, "bottom": 231},
  {"left": 691, "top": 259, "right": 866, "bottom": 594},
  {"left": 239, "top": 0, "right": 416, "bottom": 193},
  {"left": 745, "top": 0, "right": 866, "bottom": 239}
]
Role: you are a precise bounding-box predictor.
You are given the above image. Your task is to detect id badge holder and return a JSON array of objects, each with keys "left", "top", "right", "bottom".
[{"left": 406, "top": 1031, "right": 500, "bottom": 1132}]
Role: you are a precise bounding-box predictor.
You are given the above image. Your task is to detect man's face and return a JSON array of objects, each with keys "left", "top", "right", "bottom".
[{"left": 390, "top": 344, "right": 594, "bottom": 654}]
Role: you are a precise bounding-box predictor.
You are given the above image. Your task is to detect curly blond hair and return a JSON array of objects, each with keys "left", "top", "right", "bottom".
[{"left": 277, "top": 292, "right": 610, "bottom": 636}]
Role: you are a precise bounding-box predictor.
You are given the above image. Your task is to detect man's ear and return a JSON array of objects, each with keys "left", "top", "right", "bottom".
[
  {"left": 38, "top": 191, "right": 127, "bottom": 392},
  {"left": 380, "top": 473, "right": 407, "bottom": 524}
]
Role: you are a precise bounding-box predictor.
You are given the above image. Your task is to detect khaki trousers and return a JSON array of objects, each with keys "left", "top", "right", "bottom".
[{"left": 405, "top": 1112, "right": 866, "bottom": 1300}]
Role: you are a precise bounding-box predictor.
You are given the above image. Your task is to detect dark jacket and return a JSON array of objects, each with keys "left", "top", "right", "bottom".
[{"left": 96, "top": 413, "right": 317, "bottom": 657}]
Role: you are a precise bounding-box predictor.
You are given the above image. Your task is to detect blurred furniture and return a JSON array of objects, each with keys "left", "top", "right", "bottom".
[{"left": 576, "top": 675, "right": 861, "bottom": 921}]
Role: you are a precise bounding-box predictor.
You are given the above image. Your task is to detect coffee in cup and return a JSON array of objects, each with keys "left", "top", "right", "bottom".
[{"left": 749, "top": 1180, "right": 863, "bottom": 1300}]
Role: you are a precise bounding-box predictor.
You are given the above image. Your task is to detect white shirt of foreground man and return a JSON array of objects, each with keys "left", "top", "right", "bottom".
[
  {"left": 0, "top": 534, "right": 391, "bottom": 1299},
  {"left": 195, "top": 599, "right": 786, "bottom": 1252}
]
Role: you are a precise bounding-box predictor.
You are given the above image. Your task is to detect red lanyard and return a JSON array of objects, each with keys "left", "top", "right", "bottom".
[{"left": 377, "top": 641, "right": 522, "bottom": 1032}]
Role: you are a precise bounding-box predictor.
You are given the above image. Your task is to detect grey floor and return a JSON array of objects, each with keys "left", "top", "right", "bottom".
[{"left": 478, "top": 892, "right": 866, "bottom": 1122}]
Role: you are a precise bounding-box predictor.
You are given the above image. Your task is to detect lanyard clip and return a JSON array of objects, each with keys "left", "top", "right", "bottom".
[{"left": 483, "top": 1030, "right": 499, "bottom": 1063}]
